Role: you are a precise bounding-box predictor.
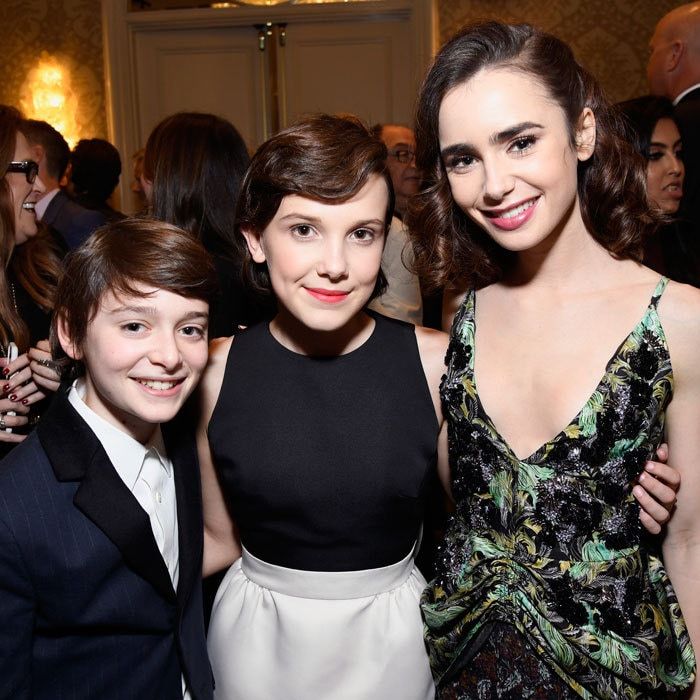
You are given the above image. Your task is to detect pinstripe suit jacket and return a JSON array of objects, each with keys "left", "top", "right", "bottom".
[{"left": 0, "top": 389, "right": 213, "bottom": 700}]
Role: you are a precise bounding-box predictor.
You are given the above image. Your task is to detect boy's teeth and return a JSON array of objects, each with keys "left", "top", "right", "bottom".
[
  {"left": 138, "top": 379, "right": 177, "bottom": 390},
  {"left": 501, "top": 199, "right": 535, "bottom": 219}
]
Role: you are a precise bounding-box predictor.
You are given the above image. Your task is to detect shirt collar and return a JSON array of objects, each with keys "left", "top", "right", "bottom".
[
  {"left": 68, "top": 379, "right": 170, "bottom": 489},
  {"left": 673, "top": 83, "right": 700, "bottom": 105},
  {"left": 35, "top": 188, "right": 61, "bottom": 220}
]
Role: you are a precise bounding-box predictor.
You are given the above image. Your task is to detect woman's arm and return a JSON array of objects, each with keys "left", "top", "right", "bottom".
[
  {"left": 414, "top": 326, "right": 451, "bottom": 498},
  {"left": 659, "top": 284, "right": 700, "bottom": 697},
  {"left": 197, "top": 336, "right": 241, "bottom": 577}
]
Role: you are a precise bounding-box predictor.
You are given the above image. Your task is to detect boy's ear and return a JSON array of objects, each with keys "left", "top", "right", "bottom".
[
  {"left": 241, "top": 228, "right": 267, "bottom": 264},
  {"left": 56, "top": 315, "right": 83, "bottom": 361},
  {"left": 575, "top": 108, "right": 596, "bottom": 162}
]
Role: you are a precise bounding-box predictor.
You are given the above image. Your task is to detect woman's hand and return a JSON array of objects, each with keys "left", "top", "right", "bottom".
[
  {"left": 2, "top": 351, "right": 46, "bottom": 409},
  {"left": 633, "top": 444, "right": 680, "bottom": 534},
  {"left": 29, "top": 340, "right": 61, "bottom": 393},
  {"left": 0, "top": 355, "right": 33, "bottom": 443}
]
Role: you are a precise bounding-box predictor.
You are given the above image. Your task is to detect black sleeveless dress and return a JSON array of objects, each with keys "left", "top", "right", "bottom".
[{"left": 206, "top": 313, "right": 438, "bottom": 700}]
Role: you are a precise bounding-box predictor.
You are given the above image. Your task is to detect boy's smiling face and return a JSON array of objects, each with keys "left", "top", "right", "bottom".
[{"left": 59, "top": 284, "right": 209, "bottom": 444}]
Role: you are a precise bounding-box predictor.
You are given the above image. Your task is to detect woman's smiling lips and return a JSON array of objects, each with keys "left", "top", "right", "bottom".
[
  {"left": 305, "top": 287, "right": 350, "bottom": 304},
  {"left": 482, "top": 196, "right": 540, "bottom": 230}
]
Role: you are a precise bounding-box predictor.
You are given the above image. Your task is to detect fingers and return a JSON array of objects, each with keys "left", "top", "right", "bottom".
[
  {"left": 643, "top": 460, "right": 680, "bottom": 492},
  {"left": 639, "top": 509, "right": 662, "bottom": 536},
  {"left": 2, "top": 352, "right": 30, "bottom": 378},
  {"left": 33, "top": 374, "right": 60, "bottom": 393},
  {"left": 655, "top": 443, "right": 669, "bottom": 463},
  {"left": 632, "top": 484, "right": 673, "bottom": 534},
  {"left": 0, "top": 397, "right": 30, "bottom": 415}
]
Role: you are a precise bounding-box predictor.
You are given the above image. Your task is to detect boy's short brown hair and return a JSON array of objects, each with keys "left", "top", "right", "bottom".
[{"left": 51, "top": 218, "right": 218, "bottom": 377}]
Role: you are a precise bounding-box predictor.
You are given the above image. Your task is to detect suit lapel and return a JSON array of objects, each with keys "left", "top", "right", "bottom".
[
  {"left": 163, "top": 407, "right": 203, "bottom": 606},
  {"left": 38, "top": 389, "right": 176, "bottom": 602}
]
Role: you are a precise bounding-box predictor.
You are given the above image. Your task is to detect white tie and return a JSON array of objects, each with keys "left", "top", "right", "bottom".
[{"left": 135, "top": 447, "right": 179, "bottom": 586}]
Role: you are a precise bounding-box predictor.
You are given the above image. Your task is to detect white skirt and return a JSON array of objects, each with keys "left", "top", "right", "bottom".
[{"left": 207, "top": 546, "right": 435, "bottom": 700}]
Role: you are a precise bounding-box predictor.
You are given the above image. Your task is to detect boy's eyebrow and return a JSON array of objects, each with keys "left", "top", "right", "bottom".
[{"left": 109, "top": 305, "right": 209, "bottom": 320}]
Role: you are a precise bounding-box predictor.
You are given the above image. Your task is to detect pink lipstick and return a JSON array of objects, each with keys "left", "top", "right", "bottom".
[
  {"left": 484, "top": 197, "right": 539, "bottom": 231},
  {"left": 305, "top": 288, "right": 349, "bottom": 304}
]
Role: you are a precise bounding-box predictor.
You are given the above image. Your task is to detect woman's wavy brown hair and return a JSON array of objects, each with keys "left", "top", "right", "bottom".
[
  {"left": 408, "top": 21, "right": 660, "bottom": 292},
  {"left": 234, "top": 113, "right": 394, "bottom": 300},
  {"left": 0, "top": 106, "right": 61, "bottom": 351}
]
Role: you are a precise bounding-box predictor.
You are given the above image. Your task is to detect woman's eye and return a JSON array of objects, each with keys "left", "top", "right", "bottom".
[
  {"left": 647, "top": 151, "right": 663, "bottom": 161},
  {"left": 675, "top": 149, "right": 684, "bottom": 161},
  {"left": 446, "top": 154, "right": 476, "bottom": 173},
  {"left": 510, "top": 135, "right": 536, "bottom": 153}
]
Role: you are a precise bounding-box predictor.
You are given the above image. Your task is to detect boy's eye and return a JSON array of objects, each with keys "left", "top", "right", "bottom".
[
  {"left": 181, "top": 325, "right": 205, "bottom": 338},
  {"left": 122, "top": 322, "right": 145, "bottom": 333}
]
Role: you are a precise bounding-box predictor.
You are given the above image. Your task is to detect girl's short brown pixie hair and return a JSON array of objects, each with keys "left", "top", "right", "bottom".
[
  {"left": 233, "top": 113, "right": 394, "bottom": 300},
  {"left": 51, "top": 218, "right": 218, "bottom": 376}
]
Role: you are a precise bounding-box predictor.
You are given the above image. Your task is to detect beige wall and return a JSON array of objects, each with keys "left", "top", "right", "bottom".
[
  {"left": 438, "top": 0, "right": 687, "bottom": 103},
  {"left": 0, "top": 0, "right": 106, "bottom": 140}
]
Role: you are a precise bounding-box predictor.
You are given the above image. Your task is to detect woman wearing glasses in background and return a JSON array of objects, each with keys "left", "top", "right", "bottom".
[{"left": 0, "top": 106, "right": 62, "bottom": 455}]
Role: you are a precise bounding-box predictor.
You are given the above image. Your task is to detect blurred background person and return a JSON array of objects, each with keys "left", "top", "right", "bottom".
[
  {"left": 143, "top": 111, "right": 274, "bottom": 337},
  {"left": 22, "top": 119, "right": 105, "bottom": 250},
  {"left": 0, "top": 106, "right": 62, "bottom": 456},
  {"left": 68, "top": 137, "right": 125, "bottom": 222},
  {"left": 368, "top": 123, "right": 423, "bottom": 325},
  {"left": 648, "top": 2, "right": 700, "bottom": 240},
  {"left": 618, "top": 96, "right": 700, "bottom": 286}
]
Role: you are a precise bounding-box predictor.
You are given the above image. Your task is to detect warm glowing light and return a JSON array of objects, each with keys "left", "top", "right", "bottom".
[{"left": 20, "top": 52, "right": 80, "bottom": 148}]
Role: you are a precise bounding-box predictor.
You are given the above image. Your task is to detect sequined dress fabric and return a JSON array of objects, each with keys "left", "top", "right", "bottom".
[{"left": 422, "top": 277, "right": 695, "bottom": 699}]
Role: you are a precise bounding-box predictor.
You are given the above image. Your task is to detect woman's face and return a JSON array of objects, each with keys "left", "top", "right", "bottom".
[
  {"left": 6, "top": 131, "right": 45, "bottom": 245},
  {"left": 242, "top": 174, "right": 387, "bottom": 349},
  {"left": 438, "top": 67, "right": 595, "bottom": 253},
  {"left": 646, "top": 117, "right": 683, "bottom": 214}
]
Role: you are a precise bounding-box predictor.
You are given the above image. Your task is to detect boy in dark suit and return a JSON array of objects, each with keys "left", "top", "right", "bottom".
[{"left": 0, "top": 218, "right": 217, "bottom": 699}]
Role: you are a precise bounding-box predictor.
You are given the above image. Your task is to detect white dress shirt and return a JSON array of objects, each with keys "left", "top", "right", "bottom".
[{"left": 68, "top": 380, "right": 189, "bottom": 699}]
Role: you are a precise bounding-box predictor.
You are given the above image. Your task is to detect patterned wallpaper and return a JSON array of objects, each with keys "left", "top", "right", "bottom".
[
  {"left": 0, "top": 0, "right": 106, "bottom": 140},
  {"left": 437, "top": 0, "right": 687, "bottom": 103},
  {"left": 0, "top": 0, "right": 689, "bottom": 142}
]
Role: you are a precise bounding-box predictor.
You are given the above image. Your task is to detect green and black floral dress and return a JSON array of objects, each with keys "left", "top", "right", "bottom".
[{"left": 422, "top": 277, "right": 695, "bottom": 699}]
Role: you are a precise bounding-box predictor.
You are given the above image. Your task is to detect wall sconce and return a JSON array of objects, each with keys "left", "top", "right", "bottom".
[{"left": 20, "top": 52, "right": 80, "bottom": 147}]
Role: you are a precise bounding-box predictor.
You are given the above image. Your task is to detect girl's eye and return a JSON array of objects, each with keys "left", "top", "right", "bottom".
[
  {"left": 446, "top": 154, "right": 476, "bottom": 173},
  {"left": 675, "top": 149, "right": 684, "bottom": 161},
  {"left": 291, "top": 224, "right": 315, "bottom": 238},
  {"left": 510, "top": 135, "right": 536, "bottom": 153},
  {"left": 647, "top": 151, "right": 663, "bottom": 161},
  {"left": 351, "top": 228, "right": 377, "bottom": 242}
]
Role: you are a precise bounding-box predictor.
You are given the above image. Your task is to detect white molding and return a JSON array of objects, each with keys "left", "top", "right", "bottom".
[{"left": 102, "top": 0, "right": 436, "bottom": 213}]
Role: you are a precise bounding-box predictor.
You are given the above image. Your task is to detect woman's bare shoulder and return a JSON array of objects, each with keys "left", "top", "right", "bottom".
[
  {"left": 658, "top": 281, "right": 700, "bottom": 379},
  {"left": 414, "top": 325, "right": 449, "bottom": 374}
]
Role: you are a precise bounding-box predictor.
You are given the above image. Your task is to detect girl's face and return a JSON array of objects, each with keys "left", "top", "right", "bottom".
[
  {"left": 6, "top": 131, "right": 45, "bottom": 245},
  {"left": 438, "top": 67, "right": 595, "bottom": 253},
  {"left": 646, "top": 117, "right": 683, "bottom": 214},
  {"left": 243, "top": 174, "right": 387, "bottom": 351}
]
